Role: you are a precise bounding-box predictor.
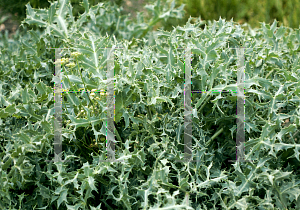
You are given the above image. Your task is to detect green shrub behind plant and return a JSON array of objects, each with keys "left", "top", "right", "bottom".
[{"left": 172, "top": 0, "right": 300, "bottom": 30}]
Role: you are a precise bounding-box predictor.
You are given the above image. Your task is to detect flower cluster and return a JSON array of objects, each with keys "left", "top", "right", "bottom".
[
  {"left": 54, "top": 57, "right": 69, "bottom": 65},
  {"left": 88, "top": 89, "right": 109, "bottom": 100},
  {"left": 89, "top": 89, "right": 97, "bottom": 97},
  {"left": 100, "top": 89, "right": 106, "bottom": 96},
  {"left": 71, "top": 52, "right": 82, "bottom": 58},
  {"left": 66, "top": 62, "right": 76, "bottom": 68}
]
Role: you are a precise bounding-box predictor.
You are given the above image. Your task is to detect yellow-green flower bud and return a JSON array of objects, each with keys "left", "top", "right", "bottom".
[
  {"left": 71, "top": 52, "right": 82, "bottom": 58},
  {"left": 66, "top": 62, "right": 76, "bottom": 68},
  {"left": 54, "top": 57, "right": 69, "bottom": 65},
  {"left": 100, "top": 89, "right": 106, "bottom": 96}
]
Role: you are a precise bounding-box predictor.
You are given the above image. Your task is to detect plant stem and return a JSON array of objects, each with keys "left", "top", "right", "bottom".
[
  {"left": 76, "top": 57, "right": 95, "bottom": 113},
  {"left": 158, "top": 180, "right": 188, "bottom": 194},
  {"left": 198, "top": 94, "right": 212, "bottom": 114},
  {"left": 147, "top": 105, "right": 152, "bottom": 121},
  {"left": 114, "top": 122, "right": 122, "bottom": 143},
  {"left": 206, "top": 127, "right": 224, "bottom": 146},
  {"left": 63, "top": 65, "right": 77, "bottom": 92}
]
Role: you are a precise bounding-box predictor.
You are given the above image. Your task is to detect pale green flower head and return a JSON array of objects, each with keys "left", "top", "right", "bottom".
[
  {"left": 66, "top": 62, "right": 76, "bottom": 68},
  {"left": 54, "top": 57, "right": 69, "bottom": 65},
  {"left": 71, "top": 52, "right": 82, "bottom": 58},
  {"left": 100, "top": 89, "right": 106, "bottom": 96}
]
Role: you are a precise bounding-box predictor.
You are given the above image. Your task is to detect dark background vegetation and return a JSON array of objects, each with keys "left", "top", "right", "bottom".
[{"left": 0, "top": 0, "right": 299, "bottom": 38}]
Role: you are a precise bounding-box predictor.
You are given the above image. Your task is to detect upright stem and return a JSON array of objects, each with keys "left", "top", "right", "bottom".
[
  {"left": 75, "top": 57, "right": 95, "bottom": 114},
  {"left": 205, "top": 127, "right": 224, "bottom": 146},
  {"left": 198, "top": 94, "right": 212, "bottom": 114}
]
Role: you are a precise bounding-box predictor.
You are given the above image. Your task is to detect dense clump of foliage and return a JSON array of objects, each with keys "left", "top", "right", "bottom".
[
  {"left": 0, "top": 0, "right": 300, "bottom": 209},
  {"left": 175, "top": 0, "right": 300, "bottom": 30},
  {"left": 0, "top": 0, "right": 122, "bottom": 23}
]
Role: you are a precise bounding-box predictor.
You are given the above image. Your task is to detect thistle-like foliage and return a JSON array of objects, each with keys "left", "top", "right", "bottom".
[{"left": 0, "top": 0, "right": 299, "bottom": 209}]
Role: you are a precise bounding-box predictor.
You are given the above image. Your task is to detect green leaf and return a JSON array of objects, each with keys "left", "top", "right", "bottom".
[
  {"left": 41, "top": 120, "right": 52, "bottom": 133},
  {"left": 66, "top": 93, "right": 80, "bottom": 106},
  {"left": 123, "top": 109, "right": 130, "bottom": 130},
  {"left": 0, "top": 95, "right": 11, "bottom": 107},
  {"left": 192, "top": 108, "right": 198, "bottom": 119},
  {"left": 277, "top": 124, "right": 297, "bottom": 141},
  {"left": 130, "top": 117, "right": 144, "bottom": 125},
  {"left": 21, "top": 88, "right": 30, "bottom": 104},
  {"left": 90, "top": 204, "right": 102, "bottom": 210},
  {"left": 35, "top": 81, "right": 48, "bottom": 96},
  {"left": 0, "top": 109, "right": 9, "bottom": 118},
  {"left": 17, "top": 133, "right": 31, "bottom": 144},
  {"left": 82, "top": 0, "right": 89, "bottom": 13},
  {"left": 168, "top": 46, "right": 175, "bottom": 67},
  {"left": 2, "top": 157, "right": 12, "bottom": 170},
  {"left": 206, "top": 39, "right": 225, "bottom": 54},
  {"left": 149, "top": 96, "right": 174, "bottom": 108},
  {"left": 24, "top": 4, "right": 47, "bottom": 27},
  {"left": 207, "top": 49, "right": 217, "bottom": 61},
  {"left": 270, "top": 19, "right": 278, "bottom": 33},
  {"left": 67, "top": 115, "right": 101, "bottom": 129},
  {"left": 66, "top": 203, "right": 83, "bottom": 210},
  {"left": 37, "top": 183, "right": 51, "bottom": 199},
  {"left": 245, "top": 121, "right": 260, "bottom": 133},
  {"left": 48, "top": 2, "right": 57, "bottom": 24},
  {"left": 57, "top": 189, "right": 68, "bottom": 209},
  {"left": 67, "top": 75, "right": 82, "bottom": 83},
  {"left": 4, "top": 104, "right": 17, "bottom": 114},
  {"left": 262, "top": 22, "right": 274, "bottom": 38},
  {"left": 275, "top": 26, "right": 286, "bottom": 39},
  {"left": 37, "top": 38, "right": 46, "bottom": 56},
  {"left": 88, "top": 176, "right": 98, "bottom": 193}
]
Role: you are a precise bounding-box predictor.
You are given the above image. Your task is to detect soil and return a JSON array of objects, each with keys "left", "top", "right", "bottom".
[
  {"left": 121, "top": 0, "right": 150, "bottom": 19},
  {"left": 0, "top": 9, "right": 20, "bottom": 38}
]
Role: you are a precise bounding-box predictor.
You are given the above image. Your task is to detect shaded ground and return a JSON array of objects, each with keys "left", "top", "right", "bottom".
[
  {"left": 121, "top": 0, "right": 158, "bottom": 21},
  {"left": 0, "top": 9, "right": 19, "bottom": 38}
]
